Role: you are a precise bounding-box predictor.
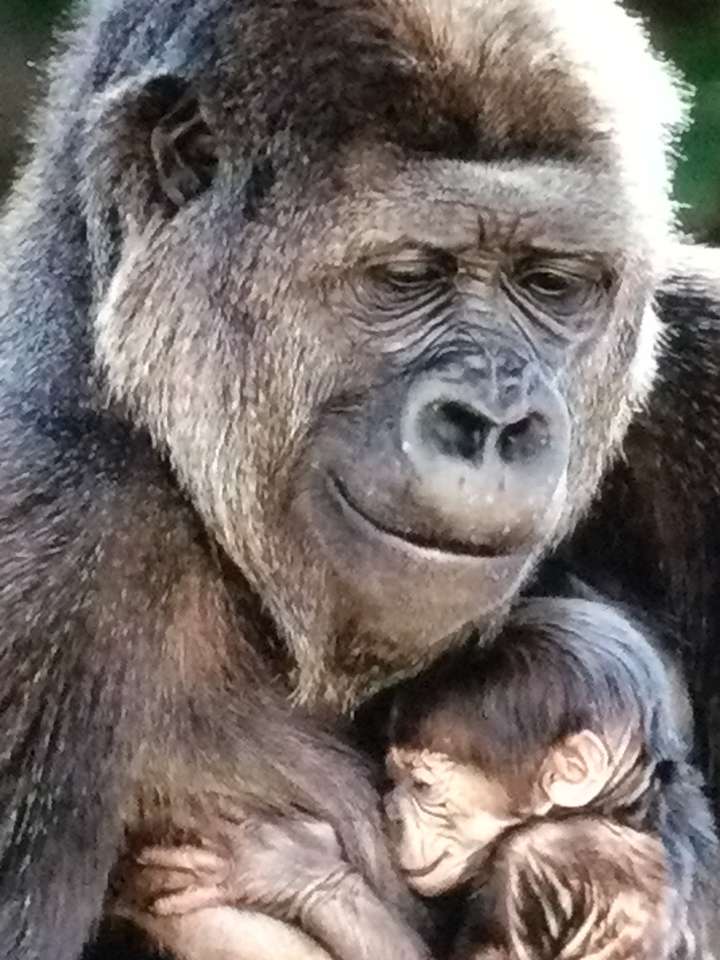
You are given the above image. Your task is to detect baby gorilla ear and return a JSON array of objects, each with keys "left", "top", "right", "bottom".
[{"left": 539, "top": 731, "right": 611, "bottom": 810}]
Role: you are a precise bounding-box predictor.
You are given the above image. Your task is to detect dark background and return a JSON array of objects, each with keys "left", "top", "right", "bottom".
[{"left": 1, "top": 0, "right": 719, "bottom": 239}]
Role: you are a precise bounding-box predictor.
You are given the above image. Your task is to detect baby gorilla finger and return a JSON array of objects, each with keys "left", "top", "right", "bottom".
[
  {"left": 150, "top": 883, "right": 227, "bottom": 917},
  {"left": 137, "top": 845, "right": 228, "bottom": 879},
  {"left": 130, "top": 845, "right": 230, "bottom": 915}
]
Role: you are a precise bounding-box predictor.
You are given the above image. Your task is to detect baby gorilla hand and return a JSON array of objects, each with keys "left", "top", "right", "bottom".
[
  {"left": 128, "top": 815, "right": 431, "bottom": 960},
  {"left": 127, "top": 842, "right": 233, "bottom": 917},
  {"left": 130, "top": 816, "right": 351, "bottom": 921}
]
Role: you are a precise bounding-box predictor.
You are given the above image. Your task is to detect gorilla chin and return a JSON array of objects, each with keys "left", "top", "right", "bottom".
[{"left": 301, "top": 470, "right": 552, "bottom": 652}]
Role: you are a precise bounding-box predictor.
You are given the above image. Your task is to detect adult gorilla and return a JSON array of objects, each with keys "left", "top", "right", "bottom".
[{"left": 0, "top": 0, "right": 718, "bottom": 958}]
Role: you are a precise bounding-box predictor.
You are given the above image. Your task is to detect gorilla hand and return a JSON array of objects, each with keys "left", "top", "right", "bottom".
[{"left": 123, "top": 816, "right": 431, "bottom": 960}]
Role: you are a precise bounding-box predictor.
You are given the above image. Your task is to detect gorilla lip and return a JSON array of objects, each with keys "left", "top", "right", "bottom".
[
  {"left": 328, "top": 475, "right": 510, "bottom": 560},
  {"left": 401, "top": 852, "right": 448, "bottom": 879}
]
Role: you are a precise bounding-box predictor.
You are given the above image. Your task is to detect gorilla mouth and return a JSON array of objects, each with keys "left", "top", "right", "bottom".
[
  {"left": 402, "top": 853, "right": 449, "bottom": 879},
  {"left": 329, "top": 476, "right": 508, "bottom": 560}
]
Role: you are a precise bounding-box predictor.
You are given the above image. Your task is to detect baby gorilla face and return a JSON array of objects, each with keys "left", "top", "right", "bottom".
[{"left": 385, "top": 747, "right": 520, "bottom": 896}]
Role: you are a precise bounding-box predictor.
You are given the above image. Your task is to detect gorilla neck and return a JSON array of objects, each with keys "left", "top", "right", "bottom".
[{"left": 289, "top": 611, "right": 510, "bottom": 714}]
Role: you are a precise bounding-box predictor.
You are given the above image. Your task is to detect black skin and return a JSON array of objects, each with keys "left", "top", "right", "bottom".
[{"left": 0, "top": 1, "right": 719, "bottom": 959}]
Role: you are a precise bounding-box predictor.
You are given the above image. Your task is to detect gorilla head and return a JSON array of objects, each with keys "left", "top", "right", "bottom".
[
  {"left": 5, "top": 3, "right": 716, "bottom": 959},
  {"left": 87, "top": 0, "right": 686, "bottom": 707}
]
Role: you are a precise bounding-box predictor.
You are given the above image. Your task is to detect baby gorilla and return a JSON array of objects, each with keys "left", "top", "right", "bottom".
[
  {"left": 115, "top": 776, "right": 430, "bottom": 960},
  {"left": 385, "top": 597, "right": 719, "bottom": 960},
  {"left": 119, "top": 598, "right": 717, "bottom": 960}
]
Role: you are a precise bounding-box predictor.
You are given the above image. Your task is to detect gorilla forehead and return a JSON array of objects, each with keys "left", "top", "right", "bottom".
[
  {"left": 198, "top": 0, "right": 681, "bottom": 222},
  {"left": 278, "top": 158, "right": 641, "bottom": 279},
  {"left": 83, "top": 0, "right": 685, "bottom": 256}
]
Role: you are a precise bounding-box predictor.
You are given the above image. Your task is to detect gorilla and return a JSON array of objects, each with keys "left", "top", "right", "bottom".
[{"left": 0, "top": 0, "right": 718, "bottom": 958}]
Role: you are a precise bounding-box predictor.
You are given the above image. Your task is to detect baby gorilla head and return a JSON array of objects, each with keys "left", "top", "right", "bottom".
[{"left": 384, "top": 597, "right": 682, "bottom": 897}]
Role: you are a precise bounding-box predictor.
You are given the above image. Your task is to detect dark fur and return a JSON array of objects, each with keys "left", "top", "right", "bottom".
[
  {"left": 558, "top": 253, "right": 720, "bottom": 810},
  {"left": 392, "top": 598, "right": 719, "bottom": 959},
  {"left": 0, "top": 1, "right": 718, "bottom": 958}
]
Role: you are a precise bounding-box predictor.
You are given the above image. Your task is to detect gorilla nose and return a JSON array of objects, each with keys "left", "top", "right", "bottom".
[
  {"left": 419, "top": 398, "right": 551, "bottom": 467},
  {"left": 401, "top": 362, "right": 570, "bottom": 552}
]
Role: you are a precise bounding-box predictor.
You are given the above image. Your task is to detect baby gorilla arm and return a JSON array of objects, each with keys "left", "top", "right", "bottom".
[
  {"left": 130, "top": 907, "right": 335, "bottom": 960},
  {"left": 488, "top": 818, "right": 672, "bottom": 960},
  {"left": 122, "top": 815, "right": 431, "bottom": 960}
]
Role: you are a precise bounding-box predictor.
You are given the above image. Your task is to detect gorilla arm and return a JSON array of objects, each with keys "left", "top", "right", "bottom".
[
  {"left": 117, "top": 817, "right": 430, "bottom": 960},
  {"left": 446, "top": 821, "right": 671, "bottom": 960},
  {"left": 124, "top": 909, "right": 334, "bottom": 960},
  {"left": 0, "top": 425, "right": 415, "bottom": 960},
  {"left": 562, "top": 244, "right": 720, "bottom": 818},
  {"left": 483, "top": 819, "right": 671, "bottom": 960}
]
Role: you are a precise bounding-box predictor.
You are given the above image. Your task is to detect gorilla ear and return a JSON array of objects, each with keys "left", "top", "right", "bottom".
[
  {"left": 85, "top": 72, "right": 218, "bottom": 228},
  {"left": 147, "top": 76, "right": 218, "bottom": 207},
  {"left": 539, "top": 731, "right": 611, "bottom": 810},
  {"left": 83, "top": 72, "right": 219, "bottom": 288}
]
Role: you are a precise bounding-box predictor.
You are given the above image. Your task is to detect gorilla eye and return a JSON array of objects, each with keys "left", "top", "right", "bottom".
[
  {"left": 521, "top": 270, "right": 577, "bottom": 297},
  {"left": 509, "top": 257, "right": 608, "bottom": 320},
  {"left": 372, "top": 251, "right": 456, "bottom": 290},
  {"left": 517, "top": 267, "right": 583, "bottom": 299},
  {"left": 411, "top": 776, "right": 434, "bottom": 795}
]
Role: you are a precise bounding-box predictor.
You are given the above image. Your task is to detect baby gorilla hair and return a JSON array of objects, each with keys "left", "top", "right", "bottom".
[
  {"left": 390, "top": 598, "right": 683, "bottom": 808},
  {"left": 386, "top": 597, "right": 719, "bottom": 958}
]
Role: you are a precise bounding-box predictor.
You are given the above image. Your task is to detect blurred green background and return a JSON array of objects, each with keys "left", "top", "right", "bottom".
[{"left": 1, "top": 0, "right": 719, "bottom": 240}]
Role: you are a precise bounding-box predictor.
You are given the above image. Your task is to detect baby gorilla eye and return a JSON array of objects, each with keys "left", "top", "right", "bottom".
[
  {"left": 412, "top": 778, "right": 433, "bottom": 793},
  {"left": 411, "top": 775, "right": 443, "bottom": 804}
]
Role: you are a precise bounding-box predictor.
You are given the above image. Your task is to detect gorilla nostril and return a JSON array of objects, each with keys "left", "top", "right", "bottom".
[
  {"left": 497, "top": 414, "right": 550, "bottom": 465},
  {"left": 421, "top": 400, "right": 491, "bottom": 462}
]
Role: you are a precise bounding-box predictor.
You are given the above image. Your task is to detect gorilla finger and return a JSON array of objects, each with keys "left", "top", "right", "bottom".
[
  {"left": 151, "top": 884, "right": 227, "bottom": 917},
  {"left": 128, "top": 867, "right": 208, "bottom": 903},
  {"left": 136, "top": 845, "right": 227, "bottom": 878}
]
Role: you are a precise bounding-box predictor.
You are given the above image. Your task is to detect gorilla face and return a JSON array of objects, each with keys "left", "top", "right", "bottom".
[
  {"left": 96, "top": 150, "right": 653, "bottom": 704},
  {"left": 92, "top": 0, "right": 681, "bottom": 706},
  {"left": 286, "top": 159, "right": 647, "bottom": 662}
]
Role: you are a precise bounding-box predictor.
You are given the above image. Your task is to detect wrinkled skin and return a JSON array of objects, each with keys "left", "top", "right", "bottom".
[
  {"left": 385, "top": 748, "right": 521, "bottom": 897},
  {"left": 0, "top": 2, "right": 718, "bottom": 960},
  {"left": 117, "top": 817, "right": 430, "bottom": 960}
]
